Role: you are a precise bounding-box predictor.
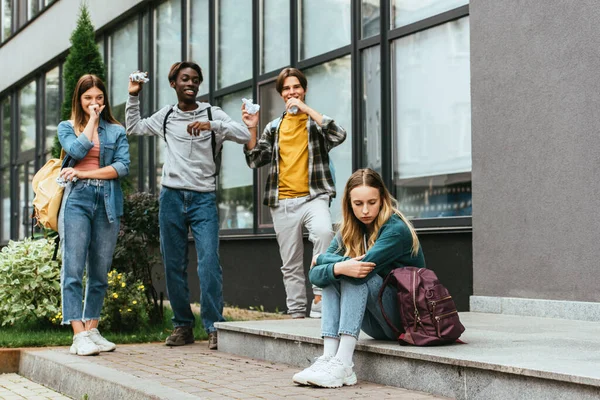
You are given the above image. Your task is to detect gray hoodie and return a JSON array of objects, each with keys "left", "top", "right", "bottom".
[{"left": 126, "top": 95, "right": 251, "bottom": 192}]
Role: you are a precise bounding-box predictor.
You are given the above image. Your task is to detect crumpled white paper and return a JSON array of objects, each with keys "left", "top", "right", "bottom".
[
  {"left": 129, "top": 71, "right": 149, "bottom": 83},
  {"left": 242, "top": 98, "right": 260, "bottom": 114}
]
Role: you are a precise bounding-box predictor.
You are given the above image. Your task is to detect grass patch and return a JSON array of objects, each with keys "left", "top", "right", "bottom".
[{"left": 0, "top": 308, "right": 208, "bottom": 348}]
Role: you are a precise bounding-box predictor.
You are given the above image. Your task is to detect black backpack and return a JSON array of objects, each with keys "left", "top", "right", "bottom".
[{"left": 162, "top": 106, "right": 222, "bottom": 176}]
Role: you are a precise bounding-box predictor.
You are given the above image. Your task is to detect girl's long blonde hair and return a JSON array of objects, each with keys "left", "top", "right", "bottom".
[
  {"left": 70, "top": 74, "right": 120, "bottom": 133},
  {"left": 339, "top": 168, "right": 419, "bottom": 258}
]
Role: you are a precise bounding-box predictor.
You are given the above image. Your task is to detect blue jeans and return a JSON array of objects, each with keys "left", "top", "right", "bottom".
[
  {"left": 60, "top": 180, "right": 120, "bottom": 324},
  {"left": 159, "top": 187, "right": 225, "bottom": 333},
  {"left": 321, "top": 273, "right": 402, "bottom": 340}
]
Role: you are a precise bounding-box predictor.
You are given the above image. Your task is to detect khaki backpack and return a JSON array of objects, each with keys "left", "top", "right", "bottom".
[{"left": 32, "top": 149, "right": 67, "bottom": 232}]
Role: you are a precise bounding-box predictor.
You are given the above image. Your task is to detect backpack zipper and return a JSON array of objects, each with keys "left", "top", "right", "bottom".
[
  {"left": 413, "top": 270, "right": 420, "bottom": 330},
  {"left": 429, "top": 295, "right": 453, "bottom": 314},
  {"left": 434, "top": 310, "right": 458, "bottom": 337}
]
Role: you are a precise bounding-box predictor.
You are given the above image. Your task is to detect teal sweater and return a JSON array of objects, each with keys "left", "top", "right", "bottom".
[{"left": 309, "top": 214, "right": 426, "bottom": 288}]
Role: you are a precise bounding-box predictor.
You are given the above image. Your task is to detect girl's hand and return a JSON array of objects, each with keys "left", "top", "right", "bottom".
[
  {"left": 88, "top": 104, "right": 105, "bottom": 120},
  {"left": 60, "top": 167, "right": 84, "bottom": 182},
  {"left": 311, "top": 254, "right": 320, "bottom": 268},
  {"left": 334, "top": 257, "right": 375, "bottom": 278}
]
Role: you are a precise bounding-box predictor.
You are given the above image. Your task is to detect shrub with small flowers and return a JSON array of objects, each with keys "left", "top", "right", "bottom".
[{"left": 101, "top": 270, "right": 149, "bottom": 332}]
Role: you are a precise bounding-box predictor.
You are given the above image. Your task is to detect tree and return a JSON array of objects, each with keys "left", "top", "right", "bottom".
[{"left": 51, "top": 3, "right": 105, "bottom": 158}]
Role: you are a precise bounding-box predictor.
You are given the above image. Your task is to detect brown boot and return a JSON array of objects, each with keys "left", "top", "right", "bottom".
[
  {"left": 208, "top": 331, "right": 218, "bottom": 350},
  {"left": 165, "top": 326, "right": 195, "bottom": 346}
]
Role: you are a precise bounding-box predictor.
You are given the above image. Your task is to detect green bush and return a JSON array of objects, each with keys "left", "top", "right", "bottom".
[
  {"left": 0, "top": 238, "right": 61, "bottom": 326},
  {"left": 113, "top": 192, "right": 163, "bottom": 323},
  {"left": 100, "top": 270, "right": 149, "bottom": 332}
]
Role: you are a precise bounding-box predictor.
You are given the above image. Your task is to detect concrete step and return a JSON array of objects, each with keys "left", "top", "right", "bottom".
[{"left": 215, "top": 312, "right": 600, "bottom": 400}]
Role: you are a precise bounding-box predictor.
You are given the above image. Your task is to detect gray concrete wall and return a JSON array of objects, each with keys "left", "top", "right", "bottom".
[
  {"left": 0, "top": 0, "right": 143, "bottom": 92},
  {"left": 471, "top": 0, "right": 600, "bottom": 302}
]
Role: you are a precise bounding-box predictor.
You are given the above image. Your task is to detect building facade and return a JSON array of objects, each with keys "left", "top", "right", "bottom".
[{"left": 0, "top": 0, "right": 473, "bottom": 311}]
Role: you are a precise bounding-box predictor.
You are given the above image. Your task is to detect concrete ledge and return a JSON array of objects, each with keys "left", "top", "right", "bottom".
[
  {"left": 19, "top": 350, "right": 199, "bottom": 400},
  {"left": 470, "top": 296, "right": 600, "bottom": 322},
  {"left": 0, "top": 349, "right": 20, "bottom": 373},
  {"left": 216, "top": 313, "right": 600, "bottom": 400}
]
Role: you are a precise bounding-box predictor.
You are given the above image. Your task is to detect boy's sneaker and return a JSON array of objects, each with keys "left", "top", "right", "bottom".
[
  {"left": 165, "top": 326, "right": 195, "bottom": 346},
  {"left": 208, "top": 331, "right": 218, "bottom": 350},
  {"left": 292, "top": 355, "right": 332, "bottom": 385},
  {"left": 307, "top": 356, "right": 357, "bottom": 388},
  {"left": 88, "top": 328, "right": 116, "bottom": 352},
  {"left": 69, "top": 331, "right": 100, "bottom": 356},
  {"left": 309, "top": 298, "right": 322, "bottom": 318}
]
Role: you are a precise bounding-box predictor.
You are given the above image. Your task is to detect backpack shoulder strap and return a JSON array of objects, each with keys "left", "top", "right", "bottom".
[
  {"left": 207, "top": 107, "right": 222, "bottom": 177},
  {"left": 162, "top": 106, "right": 175, "bottom": 142}
]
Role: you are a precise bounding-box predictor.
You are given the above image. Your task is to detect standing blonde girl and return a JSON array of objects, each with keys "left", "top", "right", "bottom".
[
  {"left": 57, "top": 74, "right": 130, "bottom": 356},
  {"left": 293, "top": 168, "right": 425, "bottom": 387}
]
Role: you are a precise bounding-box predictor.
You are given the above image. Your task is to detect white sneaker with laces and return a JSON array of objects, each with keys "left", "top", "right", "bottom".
[
  {"left": 88, "top": 328, "right": 116, "bottom": 352},
  {"left": 309, "top": 298, "right": 322, "bottom": 318},
  {"left": 307, "top": 356, "right": 357, "bottom": 388},
  {"left": 292, "top": 355, "right": 332, "bottom": 385},
  {"left": 70, "top": 331, "right": 100, "bottom": 356}
]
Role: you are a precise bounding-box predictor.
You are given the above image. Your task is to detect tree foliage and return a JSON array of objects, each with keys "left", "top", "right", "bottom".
[{"left": 51, "top": 3, "right": 105, "bottom": 158}]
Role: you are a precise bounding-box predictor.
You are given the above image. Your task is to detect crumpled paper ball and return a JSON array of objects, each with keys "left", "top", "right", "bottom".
[
  {"left": 130, "top": 71, "right": 149, "bottom": 83},
  {"left": 242, "top": 98, "right": 260, "bottom": 114}
]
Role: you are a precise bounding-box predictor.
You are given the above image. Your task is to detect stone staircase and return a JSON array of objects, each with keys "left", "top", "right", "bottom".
[{"left": 215, "top": 312, "right": 600, "bottom": 400}]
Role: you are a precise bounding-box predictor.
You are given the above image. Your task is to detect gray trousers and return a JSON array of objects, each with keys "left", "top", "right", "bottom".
[{"left": 270, "top": 195, "right": 334, "bottom": 317}]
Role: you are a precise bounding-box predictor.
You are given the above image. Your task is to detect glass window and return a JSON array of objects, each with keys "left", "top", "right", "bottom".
[
  {"left": 97, "top": 37, "right": 105, "bottom": 62},
  {"left": 1, "top": 169, "right": 9, "bottom": 242},
  {"left": 110, "top": 17, "right": 139, "bottom": 190},
  {"left": 1, "top": 0, "right": 11, "bottom": 42},
  {"left": 45, "top": 67, "right": 60, "bottom": 152},
  {"left": 361, "top": 46, "right": 381, "bottom": 173},
  {"left": 261, "top": 0, "right": 290, "bottom": 74},
  {"left": 110, "top": 17, "right": 138, "bottom": 124},
  {"left": 391, "top": 0, "right": 468, "bottom": 29},
  {"left": 299, "top": 0, "right": 351, "bottom": 60},
  {"left": 17, "top": 163, "right": 35, "bottom": 239},
  {"left": 216, "top": 88, "right": 254, "bottom": 230},
  {"left": 256, "top": 81, "right": 285, "bottom": 227},
  {"left": 189, "top": 0, "right": 210, "bottom": 96},
  {"left": 303, "top": 56, "right": 352, "bottom": 223},
  {"left": 27, "top": 0, "right": 40, "bottom": 20},
  {"left": 392, "top": 17, "right": 471, "bottom": 218},
  {"left": 156, "top": 0, "right": 182, "bottom": 106},
  {"left": 217, "top": 0, "right": 252, "bottom": 89},
  {"left": 19, "top": 81, "right": 37, "bottom": 153},
  {"left": 1, "top": 96, "right": 10, "bottom": 166},
  {"left": 361, "top": 0, "right": 380, "bottom": 38}
]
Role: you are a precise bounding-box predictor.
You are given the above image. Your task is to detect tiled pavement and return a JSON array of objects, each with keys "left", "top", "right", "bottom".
[
  {"left": 40, "top": 342, "right": 449, "bottom": 399},
  {"left": 0, "top": 374, "right": 70, "bottom": 400}
]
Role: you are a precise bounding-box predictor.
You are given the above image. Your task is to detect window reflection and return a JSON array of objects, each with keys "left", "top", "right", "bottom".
[
  {"left": 2, "top": 97, "right": 10, "bottom": 166},
  {"left": 45, "top": 67, "right": 60, "bottom": 152},
  {"left": 216, "top": 89, "right": 254, "bottom": 230},
  {"left": 361, "top": 46, "right": 381, "bottom": 173},
  {"left": 189, "top": 0, "right": 210, "bottom": 96},
  {"left": 361, "top": 0, "right": 380, "bottom": 38},
  {"left": 300, "top": 0, "right": 351, "bottom": 60},
  {"left": 156, "top": 0, "right": 181, "bottom": 107},
  {"left": 19, "top": 81, "right": 36, "bottom": 153},
  {"left": 303, "top": 56, "right": 352, "bottom": 223},
  {"left": 391, "top": 0, "right": 468, "bottom": 29},
  {"left": 1, "top": 169, "right": 9, "bottom": 241},
  {"left": 392, "top": 17, "right": 471, "bottom": 218},
  {"left": 261, "top": 0, "right": 290, "bottom": 74},
  {"left": 2, "top": 0, "right": 12, "bottom": 42},
  {"left": 217, "top": 0, "right": 252, "bottom": 89}
]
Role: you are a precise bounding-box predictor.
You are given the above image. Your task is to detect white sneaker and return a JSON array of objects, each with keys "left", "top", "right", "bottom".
[
  {"left": 292, "top": 355, "right": 332, "bottom": 385},
  {"left": 69, "top": 331, "right": 100, "bottom": 356},
  {"left": 309, "top": 299, "right": 322, "bottom": 318},
  {"left": 88, "top": 328, "right": 116, "bottom": 352},
  {"left": 307, "top": 356, "right": 357, "bottom": 388}
]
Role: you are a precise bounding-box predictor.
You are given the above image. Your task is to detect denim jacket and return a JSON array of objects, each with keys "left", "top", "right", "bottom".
[{"left": 57, "top": 118, "right": 130, "bottom": 223}]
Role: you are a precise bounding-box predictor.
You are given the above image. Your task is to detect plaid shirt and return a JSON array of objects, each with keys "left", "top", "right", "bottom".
[{"left": 244, "top": 112, "right": 347, "bottom": 207}]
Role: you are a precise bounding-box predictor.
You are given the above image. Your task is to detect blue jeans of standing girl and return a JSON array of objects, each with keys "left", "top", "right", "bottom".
[
  {"left": 321, "top": 273, "right": 401, "bottom": 340},
  {"left": 59, "top": 180, "right": 120, "bottom": 324}
]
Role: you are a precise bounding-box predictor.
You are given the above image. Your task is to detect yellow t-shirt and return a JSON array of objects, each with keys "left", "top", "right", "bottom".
[{"left": 278, "top": 113, "right": 310, "bottom": 199}]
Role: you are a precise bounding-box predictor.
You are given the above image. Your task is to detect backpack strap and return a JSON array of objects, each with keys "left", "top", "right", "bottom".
[
  {"left": 207, "top": 107, "right": 222, "bottom": 177},
  {"left": 162, "top": 106, "right": 175, "bottom": 141},
  {"left": 378, "top": 271, "right": 403, "bottom": 338}
]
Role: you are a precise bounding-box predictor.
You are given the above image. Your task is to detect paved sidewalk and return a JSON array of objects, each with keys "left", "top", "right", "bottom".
[
  {"left": 0, "top": 374, "right": 70, "bottom": 400},
  {"left": 45, "top": 342, "right": 449, "bottom": 399}
]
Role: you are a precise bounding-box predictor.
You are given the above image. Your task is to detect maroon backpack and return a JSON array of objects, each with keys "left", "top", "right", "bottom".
[{"left": 378, "top": 267, "right": 465, "bottom": 346}]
